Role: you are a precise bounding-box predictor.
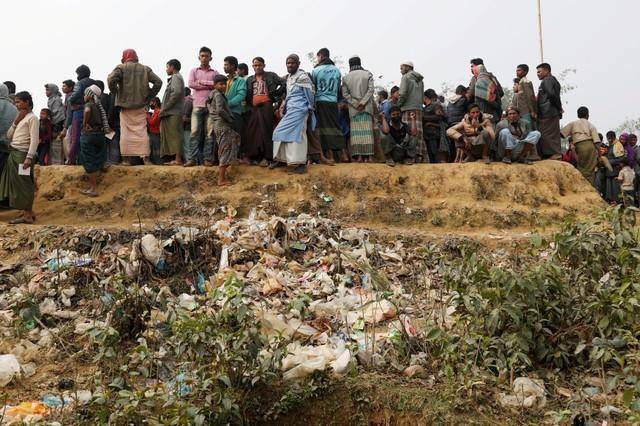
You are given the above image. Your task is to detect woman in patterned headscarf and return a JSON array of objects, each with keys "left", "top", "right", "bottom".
[{"left": 80, "top": 84, "right": 109, "bottom": 197}]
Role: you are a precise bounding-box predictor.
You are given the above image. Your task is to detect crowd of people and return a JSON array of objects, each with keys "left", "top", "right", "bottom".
[{"left": 0, "top": 47, "right": 636, "bottom": 224}]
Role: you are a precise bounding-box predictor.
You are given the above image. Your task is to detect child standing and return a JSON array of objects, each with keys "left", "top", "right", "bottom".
[
  {"left": 147, "top": 97, "right": 162, "bottom": 165},
  {"left": 80, "top": 85, "right": 108, "bottom": 197},
  {"left": 618, "top": 158, "right": 636, "bottom": 208},
  {"left": 207, "top": 75, "right": 239, "bottom": 186},
  {"left": 38, "top": 108, "right": 53, "bottom": 165}
]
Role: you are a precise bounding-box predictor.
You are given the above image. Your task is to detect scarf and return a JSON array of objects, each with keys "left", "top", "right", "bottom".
[
  {"left": 45, "top": 83, "right": 62, "bottom": 97},
  {"left": 0, "top": 84, "right": 10, "bottom": 102},
  {"left": 84, "top": 85, "right": 111, "bottom": 134},
  {"left": 287, "top": 69, "right": 314, "bottom": 93},
  {"left": 349, "top": 65, "right": 364, "bottom": 72},
  {"left": 473, "top": 64, "right": 498, "bottom": 103},
  {"left": 122, "top": 49, "right": 139, "bottom": 63}
]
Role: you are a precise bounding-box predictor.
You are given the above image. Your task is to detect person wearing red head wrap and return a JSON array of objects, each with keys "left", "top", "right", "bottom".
[
  {"left": 108, "top": 49, "right": 162, "bottom": 165},
  {"left": 121, "top": 49, "right": 139, "bottom": 64}
]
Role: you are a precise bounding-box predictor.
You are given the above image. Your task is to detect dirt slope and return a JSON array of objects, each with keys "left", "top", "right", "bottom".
[{"left": 0, "top": 161, "right": 602, "bottom": 234}]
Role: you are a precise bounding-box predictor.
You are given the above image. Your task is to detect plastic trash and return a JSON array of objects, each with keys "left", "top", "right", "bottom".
[
  {"left": 178, "top": 294, "right": 197, "bottom": 311},
  {"left": 3, "top": 401, "right": 48, "bottom": 418},
  {"left": 46, "top": 249, "right": 92, "bottom": 271},
  {"left": 330, "top": 349, "right": 351, "bottom": 375},
  {"left": 141, "top": 234, "right": 166, "bottom": 270},
  {"left": 42, "top": 393, "right": 72, "bottom": 408},
  {"left": 0, "top": 354, "right": 21, "bottom": 387}
]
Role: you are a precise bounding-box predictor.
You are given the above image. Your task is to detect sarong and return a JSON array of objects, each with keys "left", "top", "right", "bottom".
[
  {"left": 349, "top": 112, "right": 375, "bottom": 156},
  {"left": 316, "top": 101, "right": 344, "bottom": 152},
  {"left": 0, "top": 149, "right": 35, "bottom": 211},
  {"left": 245, "top": 103, "right": 274, "bottom": 161},
  {"left": 80, "top": 132, "right": 106, "bottom": 173},
  {"left": 402, "top": 110, "right": 428, "bottom": 161},
  {"left": 217, "top": 128, "right": 240, "bottom": 166},
  {"left": 120, "top": 108, "right": 150, "bottom": 157},
  {"left": 68, "top": 109, "right": 83, "bottom": 165},
  {"left": 274, "top": 114, "right": 308, "bottom": 165},
  {"left": 538, "top": 116, "right": 562, "bottom": 157},
  {"left": 574, "top": 140, "right": 598, "bottom": 186},
  {"left": 160, "top": 115, "right": 183, "bottom": 157}
]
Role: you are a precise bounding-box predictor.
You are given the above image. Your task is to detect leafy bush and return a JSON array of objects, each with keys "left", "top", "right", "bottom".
[
  {"left": 88, "top": 275, "right": 285, "bottom": 424},
  {"left": 441, "top": 207, "right": 640, "bottom": 375}
]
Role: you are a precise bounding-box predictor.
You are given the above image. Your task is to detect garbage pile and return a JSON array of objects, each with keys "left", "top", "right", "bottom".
[{"left": 0, "top": 208, "right": 438, "bottom": 423}]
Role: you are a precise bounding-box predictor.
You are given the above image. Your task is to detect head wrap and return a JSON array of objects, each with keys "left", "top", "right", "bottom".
[
  {"left": 286, "top": 53, "right": 300, "bottom": 62},
  {"left": 348, "top": 56, "right": 363, "bottom": 71},
  {"left": 45, "top": 83, "right": 61, "bottom": 97},
  {"left": 0, "top": 84, "right": 9, "bottom": 101},
  {"left": 401, "top": 60, "right": 414, "bottom": 68},
  {"left": 620, "top": 133, "right": 630, "bottom": 143},
  {"left": 84, "top": 85, "right": 110, "bottom": 134},
  {"left": 122, "top": 49, "right": 139, "bottom": 63},
  {"left": 76, "top": 65, "right": 91, "bottom": 80}
]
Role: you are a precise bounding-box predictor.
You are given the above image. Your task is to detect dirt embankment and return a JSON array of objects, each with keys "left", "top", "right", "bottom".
[{"left": 0, "top": 161, "right": 602, "bottom": 235}]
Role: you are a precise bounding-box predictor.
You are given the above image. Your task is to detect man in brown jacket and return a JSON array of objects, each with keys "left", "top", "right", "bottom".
[{"left": 107, "top": 49, "right": 162, "bottom": 165}]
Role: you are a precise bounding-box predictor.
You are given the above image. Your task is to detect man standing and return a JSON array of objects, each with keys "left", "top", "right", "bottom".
[
  {"left": 510, "top": 64, "right": 537, "bottom": 126},
  {"left": 59, "top": 79, "right": 74, "bottom": 163},
  {"left": 44, "top": 84, "right": 65, "bottom": 135},
  {"left": 182, "top": 88, "right": 193, "bottom": 163},
  {"left": 397, "top": 60, "right": 426, "bottom": 162},
  {"left": 560, "top": 106, "right": 600, "bottom": 185},
  {"left": 67, "top": 65, "right": 96, "bottom": 164},
  {"left": 160, "top": 59, "right": 185, "bottom": 166},
  {"left": 244, "top": 57, "right": 284, "bottom": 166},
  {"left": 467, "top": 58, "right": 503, "bottom": 124},
  {"left": 186, "top": 47, "right": 219, "bottom": 167},
  {"left": 341, "top": 56, "right": 375, "bottom": 162},
  {"left": 107, "top": 49, "right": 163, "bottom": 165},
  {"left": 536, "top": 63, "right": 563, "bottom": 160},
  {"left": 223, "top": 56, "right": 247, "bottom": 154},
  {"left": 0, "top": 83, "right": 17, "bottom": 176},
  {"left": 312, "top": 48, "right": 344, "bottom": 162},
  {"left": 272, "top": 54, "right": 315, "bottom": 174}
]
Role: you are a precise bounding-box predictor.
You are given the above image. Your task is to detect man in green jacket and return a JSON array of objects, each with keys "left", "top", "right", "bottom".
[
  {"left": 107, "top": 49, "right": 162, "bottom": 165},
  {"left": 223, "top": 56, "right": 247, "bottom": 151},
  {"left": 397, "top": 61, "right": 426, "bottom": 162}
]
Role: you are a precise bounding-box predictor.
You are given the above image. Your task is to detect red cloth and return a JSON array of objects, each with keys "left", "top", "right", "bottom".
[
  {"left": 121, "top": 49, "right": 138, "bottom": 63},
  {"left": 147, "top": 109, "right": 161, "bottom": 134},
  {"left": 39, "top": 118, "right": 53, "bottom": 144}
]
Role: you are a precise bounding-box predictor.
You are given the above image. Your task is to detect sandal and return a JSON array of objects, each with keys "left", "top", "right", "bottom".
[{"left": 9, "top": 216, "right": 34, "bottom": 225}]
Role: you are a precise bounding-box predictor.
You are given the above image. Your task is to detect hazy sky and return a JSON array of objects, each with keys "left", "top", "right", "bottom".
[{"left": 2, "top": 0, "right": 638, "bottom": 132}]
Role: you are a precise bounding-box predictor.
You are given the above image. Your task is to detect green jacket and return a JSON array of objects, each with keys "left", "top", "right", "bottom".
[
  {"left": 226, "top": 75, "right": 247, "bottom": 116},
  {"left": 107, "top": 62, "right": 162, "bottom": 109},
  {"left": 397, "top": 70, "right": 424, "bottom": 112}
]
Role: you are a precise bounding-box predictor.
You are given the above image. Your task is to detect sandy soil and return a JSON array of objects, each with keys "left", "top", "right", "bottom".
[{"left": 0, "top": 161, "right": 603, "bottom": 236}]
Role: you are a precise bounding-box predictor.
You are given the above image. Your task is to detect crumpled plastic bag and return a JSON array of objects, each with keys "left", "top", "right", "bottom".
[{"left": 0, "top": 354, "right": 21, "bottom": 387}]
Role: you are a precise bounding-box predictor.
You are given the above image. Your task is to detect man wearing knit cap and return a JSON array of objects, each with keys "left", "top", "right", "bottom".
[
  {"left": 397, "top": 60, "right": 425, "bottom": 163},
  {"left": 341, "top": 55, "right": 375, "bottom": 162}
]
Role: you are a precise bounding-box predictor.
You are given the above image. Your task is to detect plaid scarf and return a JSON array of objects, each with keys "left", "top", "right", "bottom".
[
  {"left": 473, "top": 65, "right": 498, "bottom": 103},
  {"left": 84, "top": 85, "right": 111, "bottom": 134}
]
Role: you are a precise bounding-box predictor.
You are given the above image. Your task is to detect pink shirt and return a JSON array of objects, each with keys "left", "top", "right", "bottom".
[{"left": 188, "top": 66, "right": 219, "bottom": 108}]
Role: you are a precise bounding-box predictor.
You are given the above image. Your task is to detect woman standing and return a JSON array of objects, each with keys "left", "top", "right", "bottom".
[{"left": 0, "top": 92, "right": 38, "bottom": 224}]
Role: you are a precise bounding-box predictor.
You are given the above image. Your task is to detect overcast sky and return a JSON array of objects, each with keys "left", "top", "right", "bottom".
[{"left": 2, "top": 0, "right": 638, "bottom": 132}]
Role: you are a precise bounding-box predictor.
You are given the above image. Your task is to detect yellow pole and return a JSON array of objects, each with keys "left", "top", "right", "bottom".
[{"left": 537, "top": 0, "right": 544, "bottom": 62}]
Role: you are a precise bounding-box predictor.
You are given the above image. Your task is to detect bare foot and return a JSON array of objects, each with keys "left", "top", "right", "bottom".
[{"left": 218, "top": 180, "right": 233, "bottom": 187}]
